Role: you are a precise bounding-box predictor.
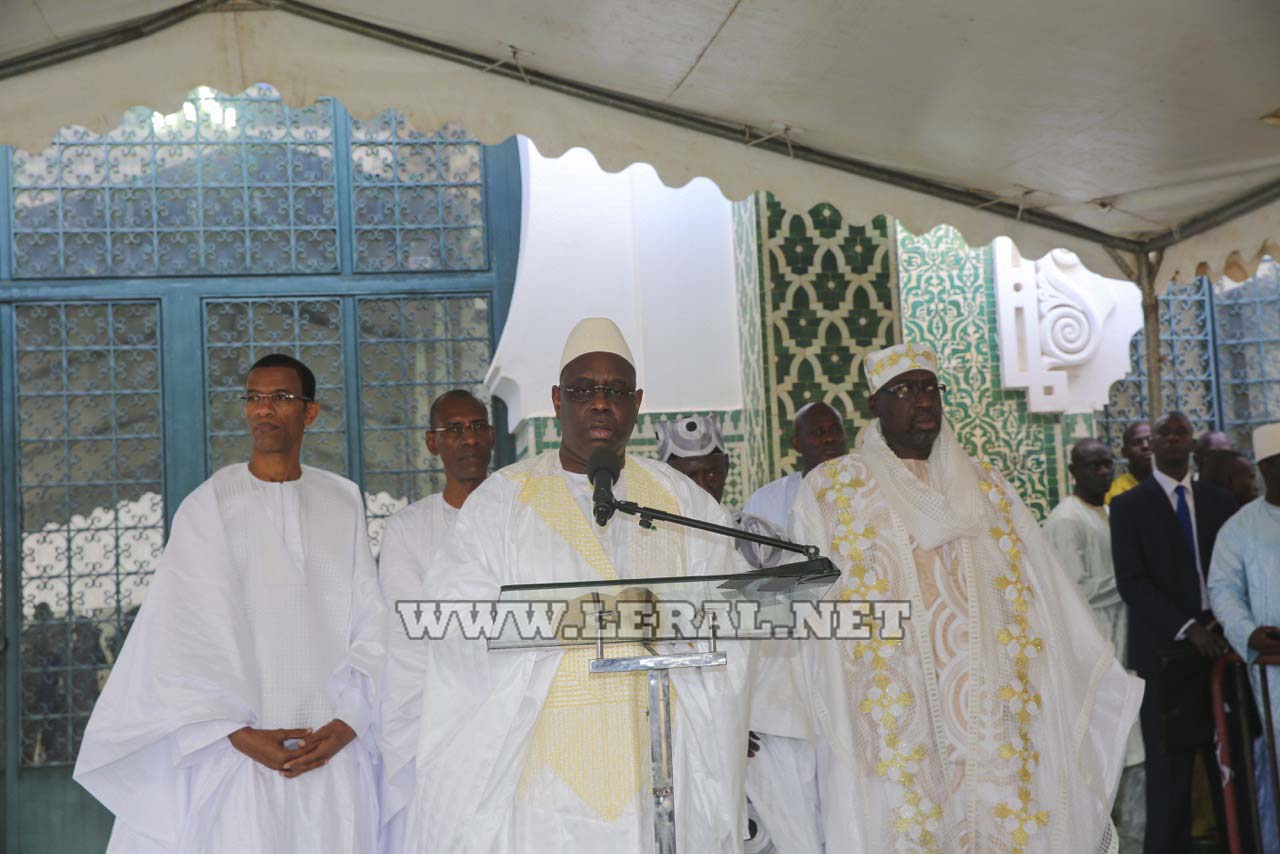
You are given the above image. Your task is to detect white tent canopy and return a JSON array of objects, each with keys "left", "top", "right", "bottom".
[{"left": 2, "top": 0, "right": 1279, "bottom": 286}]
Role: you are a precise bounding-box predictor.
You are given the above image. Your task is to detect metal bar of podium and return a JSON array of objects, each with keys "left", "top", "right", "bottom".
[{"left": 650, "top": 668, "right": 676, "bottom": 854}]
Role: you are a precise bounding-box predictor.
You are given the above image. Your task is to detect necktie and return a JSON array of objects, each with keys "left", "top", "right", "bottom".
[{"left": 1175, "top": 485, "right": 1196, "bottom": 555}]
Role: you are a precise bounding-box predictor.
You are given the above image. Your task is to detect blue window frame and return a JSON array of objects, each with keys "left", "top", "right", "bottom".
[{"left": 0, "top": 87, "right": 521, "bottom": 854}]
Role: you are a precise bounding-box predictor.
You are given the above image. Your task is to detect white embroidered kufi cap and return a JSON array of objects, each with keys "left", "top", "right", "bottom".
[
  {"left": 654, "top": 415, "right": 727, "bottom": 461},
  {"left": 863, "top": 343, "right": 940, "bottom": 394},
  {"left": 559, "top": 317, "right": 635, "bottom": 371},
  {"left": 1253, "top": 422, "right": 1280, "bottom": 462}
]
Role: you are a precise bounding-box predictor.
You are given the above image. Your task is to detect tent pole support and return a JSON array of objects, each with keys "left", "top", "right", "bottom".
[{"left": 1137, "top": 250, "right": 1165, "bottom": 417}]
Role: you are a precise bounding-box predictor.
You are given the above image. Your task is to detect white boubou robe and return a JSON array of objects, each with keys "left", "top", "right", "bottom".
[
  {"left": 743, "top": 471, "right": 804, "bottom": 533},
  {"left": 74, "top": 464, "right": 386, "bottom": 854},
  {"left": 752, "top": 422, "right": 1143, "bottom": 854},
  {"left": 377, "top": 492, "right": 459, "bottom": 853},
  {"left": 1209, "top": 497, "right": 1280, "bottom": 854},
  {"left": 403, "top": 451, "right": 755, "bottom": 854}
]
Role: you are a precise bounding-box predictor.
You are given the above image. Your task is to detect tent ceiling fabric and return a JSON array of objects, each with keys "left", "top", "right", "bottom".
[{"left": 2, "top": 0, "right": 1279, "bottom": 286}]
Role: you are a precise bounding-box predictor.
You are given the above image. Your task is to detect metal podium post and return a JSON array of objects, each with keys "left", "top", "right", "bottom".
[{"left": 586, "top": 614, "right": 726, "bottom": 854}]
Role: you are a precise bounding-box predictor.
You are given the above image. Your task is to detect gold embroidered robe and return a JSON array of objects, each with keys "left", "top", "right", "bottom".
[
  {"left": 404, "top": 451, "right": 755, "bottom": 854},
  {"left": 762, "top": 450, "right": 1141, "bottom": 854}
]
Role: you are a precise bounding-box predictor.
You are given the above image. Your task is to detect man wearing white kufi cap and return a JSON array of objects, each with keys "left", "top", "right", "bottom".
[
  {"left": 403, "top": 318, "right": 756, "bottom": 853},
  {"left": 1210, "top": 423, "right": 1280, "bottom": 854},
  {"left": 753, "top": 342, "right": 1143, "bottom": 854}
]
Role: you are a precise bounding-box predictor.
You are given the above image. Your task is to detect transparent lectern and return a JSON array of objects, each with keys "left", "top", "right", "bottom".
[{"left": 487, "top": 556, "right": 838, "bottom": 854}]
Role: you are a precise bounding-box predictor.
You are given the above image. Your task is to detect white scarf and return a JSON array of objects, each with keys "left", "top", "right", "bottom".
[{"left": 857, "top": 417, "right": 986, "bottom": 550}]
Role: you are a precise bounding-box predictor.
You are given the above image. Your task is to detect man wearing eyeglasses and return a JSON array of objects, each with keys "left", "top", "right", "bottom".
[
  {"left": 402, "top": 317, "right": 754, "bottom": 854},
  {"left": 76, "top": 353, "right": 385, "bottom": 854},
  {"left": 378, "top": 388, "right": 494, "bottom": 851},
  {"left": 753, "top": 343, "right": 1142, "bottom": 854}
]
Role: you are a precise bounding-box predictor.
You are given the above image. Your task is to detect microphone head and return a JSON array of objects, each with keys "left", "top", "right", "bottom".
[{"left": 586, "top": 448, "right": 621, "bottom": 484}]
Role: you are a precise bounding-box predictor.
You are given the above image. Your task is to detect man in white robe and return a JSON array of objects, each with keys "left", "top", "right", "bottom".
[
  {"left": 743, "top": 402, "right": 846, "bottom": 531},
  {"left": 655, "top": 414, "right": 820, "bottom": 854},
  {"left": 1043, "top": 438, "right": 1145, "bottom": 853},
  {"left": 759, "top": 343, "right": 1142, "bottom": 854},
  {"left": 378, "top": 388, "right": 495, "bottom": 851},
  {"left": 1209, "top": 422, "right": 1280, "bottom": 854},
  {"left": 74, "top": 353, "right": 385, "bottom": 854},
  {"left": 402, "top": 318, "right": 755, "bottom": 853}
]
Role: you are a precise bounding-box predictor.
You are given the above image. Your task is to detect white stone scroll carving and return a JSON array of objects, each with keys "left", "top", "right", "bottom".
[{"left": 993, "top": 236, "right": 1143, "bottom": 413}]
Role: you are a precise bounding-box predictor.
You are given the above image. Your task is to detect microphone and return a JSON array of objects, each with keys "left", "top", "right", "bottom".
[{"left": 587, "top": 448, "right": 622, "bottom": 527}]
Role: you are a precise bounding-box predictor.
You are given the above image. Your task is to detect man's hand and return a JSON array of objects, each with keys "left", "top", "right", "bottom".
[
  {"left": 228, "top": 726, "right": 312, "bottom": 771},
  {"left": 1186, "top": 622, "right": 1231, "bottom": 658},
  {"left": 747, "top": 730, "right": 760, "bottom": 759},
  {"left": 1248, "top": 627, "right": 1280, "bottom": 656},
  {"left": 279, "top": 719, "right": 356, "bottom": 778}
]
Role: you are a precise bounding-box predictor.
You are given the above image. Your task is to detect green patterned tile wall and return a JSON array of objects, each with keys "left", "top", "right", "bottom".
[
  {"left": 757, "top": 193, "right": 899, "bottom": 481},
  {"left": 733, "top": 197, "right": 771, "bottom": 498},
  {"left": 511, "top": 410, "right": 751, "bottom": 508},
  {"left": 897, "top": 224, "right": 1065, "bottom": 520}
]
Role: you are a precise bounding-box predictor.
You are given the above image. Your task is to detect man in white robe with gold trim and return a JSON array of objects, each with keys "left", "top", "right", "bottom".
[
  {"left": 761, "top": 344, "right": 1142, "bottom": 854},
  {"left": 403, "top": 318, "right": 755, "bottom": 853},
  {"left": 74, "top": 354, "right": 385, "bottom": 854}
]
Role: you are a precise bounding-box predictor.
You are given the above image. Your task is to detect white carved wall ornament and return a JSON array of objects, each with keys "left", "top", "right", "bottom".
[{"left": 993, "top": 236, "right": 1143, "bottom": 413}]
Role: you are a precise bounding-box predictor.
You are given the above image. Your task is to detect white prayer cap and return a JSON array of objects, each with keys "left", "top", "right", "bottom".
[
  {"left": 1253, "top": 423, "right": 1280, "bottom": 462},
  {"left": 654, "top": 415, "right": 727, "bottom": 461},
  {"left": 863, "top": 343, "right": 939, "bottom": 394},
  {"left": 559, "top": 317, "right": 635, "bottom": 372}
]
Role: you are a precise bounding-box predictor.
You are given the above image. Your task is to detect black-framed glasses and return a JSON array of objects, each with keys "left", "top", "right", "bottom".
[
  {"left": 428, "top": 421, "right": 494, "bottom": 437},
  {"left": 561, "top": 384, "right": 638, "bottom": 404},
  {"left": 241, "top": 392, "right": 313, "bottom": 406},
  {"left": 881, "top": 381, "right": 947, "bottom": 401}
]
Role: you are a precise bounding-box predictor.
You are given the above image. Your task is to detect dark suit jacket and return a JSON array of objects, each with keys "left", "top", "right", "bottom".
[{"left": 1111, "top": 474, "right": 1238, "bottom": 677}]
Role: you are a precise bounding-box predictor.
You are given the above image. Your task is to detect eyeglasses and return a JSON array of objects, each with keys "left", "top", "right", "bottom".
[
  {"left": 428, "top": 421, "right": 494, "bottom": 437},
  {"left": 241, "top": 392, "right": 313, "bottom": 407},
  {"left": 560, "top": 385, "right": 638, "bottom": 404},
  {"left": 880, "top": 381, "right": 947, "bottom": 401}
]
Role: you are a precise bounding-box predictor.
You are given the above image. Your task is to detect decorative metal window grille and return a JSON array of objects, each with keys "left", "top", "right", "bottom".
[
  {"left": 1158, "top": 276, "right": 1221, "bottom": 435},
  {"left": 0, "top": 89, "right": 515, "bottom": 793},
  {"left": 14, "top": 302, "right": 164, "bottom": 765},
  {"left": 1096, "top": 276, "right": 1222, "bottom": 461},
  {"left": 1216, "top": 259, "right": 1280, "bottom": 457},
  {"left": 1095, "top": 335, "right": 1147, "bottom": 457},
  {"left": 350, "top": 115, "right": 487, "bottom": 272},
  {"left": 358, "top": 295, "right": 492, "bottom": 545},
  {"left": 11, "top": 85, "right": 339, "bottom": 278},
  {"left": 204, "top": 299, "right": 348, "bottom": 476}
]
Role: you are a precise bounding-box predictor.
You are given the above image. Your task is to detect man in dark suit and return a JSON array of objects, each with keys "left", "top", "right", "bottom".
[{"left": 1112, "top": 411, "right": 1239, "bottom": 854}]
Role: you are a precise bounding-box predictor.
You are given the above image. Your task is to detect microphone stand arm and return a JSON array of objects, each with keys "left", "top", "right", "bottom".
[{"left": 608, "top": 499, "right": 820, "bottom": 559}]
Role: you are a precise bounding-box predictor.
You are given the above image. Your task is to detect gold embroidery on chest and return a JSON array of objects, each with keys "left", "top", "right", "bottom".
[{"left": 514, "top": 461, "right": 683, "bottom": 823}]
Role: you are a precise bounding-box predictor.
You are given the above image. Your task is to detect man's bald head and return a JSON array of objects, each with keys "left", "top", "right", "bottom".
[
  {"left": 1193, "top": 430, "right": 1231, "bottom": 473},
  {"left": 429, "top": 389, "right": 487, "bottom": 429},
  {"left": 791, "top": 402, "right": 847, "bottom": 474},
  {"left": 1068, "top": 437, "right": 1114, "bottom": 505},
  {"left": 1071, "top": 437, "right": 1110, "bottom": 467}
]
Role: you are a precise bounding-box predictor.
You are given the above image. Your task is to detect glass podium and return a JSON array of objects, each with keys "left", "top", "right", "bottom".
[{"left": 486, "top": 557, "right": 839, "bottom": 854}]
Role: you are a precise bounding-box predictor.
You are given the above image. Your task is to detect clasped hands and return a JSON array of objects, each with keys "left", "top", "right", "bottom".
[
  {"left": 228, "top": 719, "right": 356, "bottom": 778},
  {"left": 1185, "top": 621, "right": 1231, "bottom": 658}
]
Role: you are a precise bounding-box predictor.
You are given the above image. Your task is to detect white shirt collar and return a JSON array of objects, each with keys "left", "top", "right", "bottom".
[{"left": 1152, "top": 465, "right": 1193, "bottom": 498}]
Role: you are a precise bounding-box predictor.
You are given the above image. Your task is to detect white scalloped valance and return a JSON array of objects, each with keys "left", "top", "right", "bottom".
[{"left": 2, "top": 8, "right": 1277, "bottom": 292}]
